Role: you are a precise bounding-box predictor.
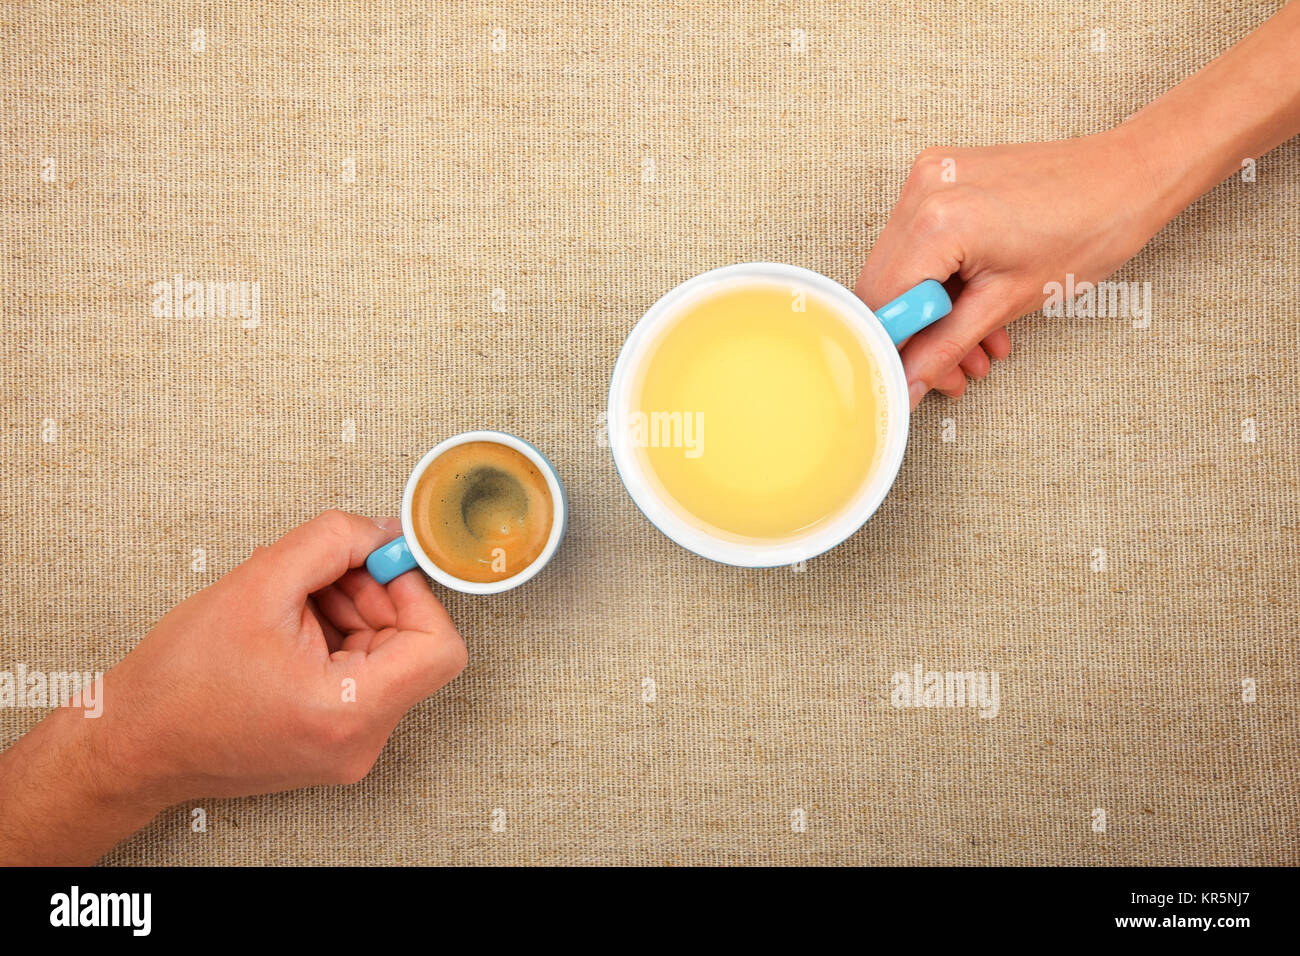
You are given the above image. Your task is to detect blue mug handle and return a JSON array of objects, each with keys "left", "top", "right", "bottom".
[
  {"left": 873, "top": 278, "right": 952, "bottom": 345},
  {"left": 366, "top": 535, "right": 418, "bottom": 584}
]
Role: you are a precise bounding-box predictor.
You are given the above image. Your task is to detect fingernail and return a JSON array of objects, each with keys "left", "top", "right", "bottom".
[
  {"left": 908, "top": 381, "right": 927, "bottom": 408},
  {"left": 373, "top": 516, "right": 402, "bottom": 533}
]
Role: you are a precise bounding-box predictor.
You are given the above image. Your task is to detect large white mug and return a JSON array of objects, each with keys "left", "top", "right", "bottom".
[{"left": 607, "top": 262, "right": 951, "bottom": 567}]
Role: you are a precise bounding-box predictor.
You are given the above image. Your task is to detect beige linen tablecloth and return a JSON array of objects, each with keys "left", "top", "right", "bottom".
[{"left": 2, "top": 1, "right": 1296, "bottom": 865}]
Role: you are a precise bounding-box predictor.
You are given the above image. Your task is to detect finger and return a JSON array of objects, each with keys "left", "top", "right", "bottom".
[
  {"left": 336, "top": 568, "right": 398, "bottom": 631},
  {"left": 311, "top": 583, "right": 370, "bottom": 633},
  {"left": 341, "top": 627, "right": 389, "bottom": 653},
  {"left": 368, "top": 578, "right": 465, "bottom": 707},
  {"left": 959, "top": 344, "right": 991, "bottom": 380},
  {"left": 906, "top": 352, "right": 970, "bottom": 408},
  {"left": 981, "top": 326, "right": 1011, "bottom": 360},
  {"left": 362, "top": 572, "right": 439, "bottom": 653},
  {"left": 310, "top": 597, "right": 344, "bottom": 649},
  {"left": 255, "top": 510, "right": 398, "bottom": 603},
  {"left": 900, "top": 283, "right": 1012, "bottom": 396},
  {"left": 931, "top": 366, "right": 968, "bottom": 400},
  {"left": 330, "top": 515, "right": 404, "bottom": 632},
  {"left": 906, "top": 344, "right": 970, "bottom": 405},
  {"left": 302, "top": 599, "right": 343, "bottom": 651},
  {"left": 373, "top": 516, "right": 403, "bottom": 535},
  {"left": 369, "top": 627, "right": 467, "bottom": 710},
  {"left": 386, "top": 570, "right": 447, "bottom": 634}
]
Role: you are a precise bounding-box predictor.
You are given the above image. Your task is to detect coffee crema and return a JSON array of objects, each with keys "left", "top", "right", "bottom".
[{"left": 410, "top": 441, "right": 553, "bottom": 583}]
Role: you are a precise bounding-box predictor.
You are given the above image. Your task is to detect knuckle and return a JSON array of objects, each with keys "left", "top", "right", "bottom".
[
  {"left": 928, "top": 337, "right": 969, "bottom": 374},
  {"left": 333, "top": 752, "right": 376, "bottom": 786},
  {"left": 908, "top": 147, "right": 960, "bottom": 189},
  {"left": 911, "top": 146, "right": 945, "bottom": 170},
  {"left": 315, "top": 509, "right": 352, "bottom": 536},
  {"left": 314, "top": 716, "right": 350, "bottom": 748},
  {"left": 340, "top": 754, "right": 377, "bottom": 785},
  {"left": 963, "top": 348, "right": 992, "bottom": 377},
  {"left": 308, "top": 700, "right": 362, "bottom": 748},
  {"left": 912, "top": 193, "right": 959, "bottom": 234},
  {"left": 901, "top": 149, "right": 950, "bottom": 203},
  {"left": 442, "top": 635, "right": 469, "bottom": 677}
]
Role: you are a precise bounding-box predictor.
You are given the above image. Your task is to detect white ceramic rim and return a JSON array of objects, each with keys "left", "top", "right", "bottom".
[
  {"left": 400, "top": 430, "right": 567, "bottom": 595},
  {"left": 607, "top": 262, "right": 910, "bottom": 568}
]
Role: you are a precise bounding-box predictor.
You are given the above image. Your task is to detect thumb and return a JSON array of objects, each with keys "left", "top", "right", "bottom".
[{"left": 368, "top": 572, "right": 467, "bottom": 708}]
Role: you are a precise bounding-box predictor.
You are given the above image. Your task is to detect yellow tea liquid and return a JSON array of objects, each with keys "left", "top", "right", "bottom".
[{"left": 633, "top": 280, "right": 888, "bottom": 540}]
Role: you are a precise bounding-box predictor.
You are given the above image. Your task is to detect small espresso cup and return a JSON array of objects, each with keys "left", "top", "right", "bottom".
[
  {"left": 607, "top": 262, "right": 951, "bottom": 567},
  {"left": 365, "top": 430, "right": 568, "bottom": 594}
]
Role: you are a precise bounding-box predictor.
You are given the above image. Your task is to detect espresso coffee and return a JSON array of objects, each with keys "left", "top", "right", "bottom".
[{"left": 409, "top": 441, "right": 554, "bottom": 583}]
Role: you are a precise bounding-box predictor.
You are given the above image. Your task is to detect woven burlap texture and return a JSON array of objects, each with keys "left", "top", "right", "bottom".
[{"left": 2, "top": 1, "right": 1296, "bottom": 865}]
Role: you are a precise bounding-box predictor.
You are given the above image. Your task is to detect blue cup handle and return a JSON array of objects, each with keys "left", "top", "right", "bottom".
[
  {"left": 873, "top": 278, "right": 953, "bottom": 345},
  {"left": 366, "top": 535, "right": 419, "bottom": 584}
]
